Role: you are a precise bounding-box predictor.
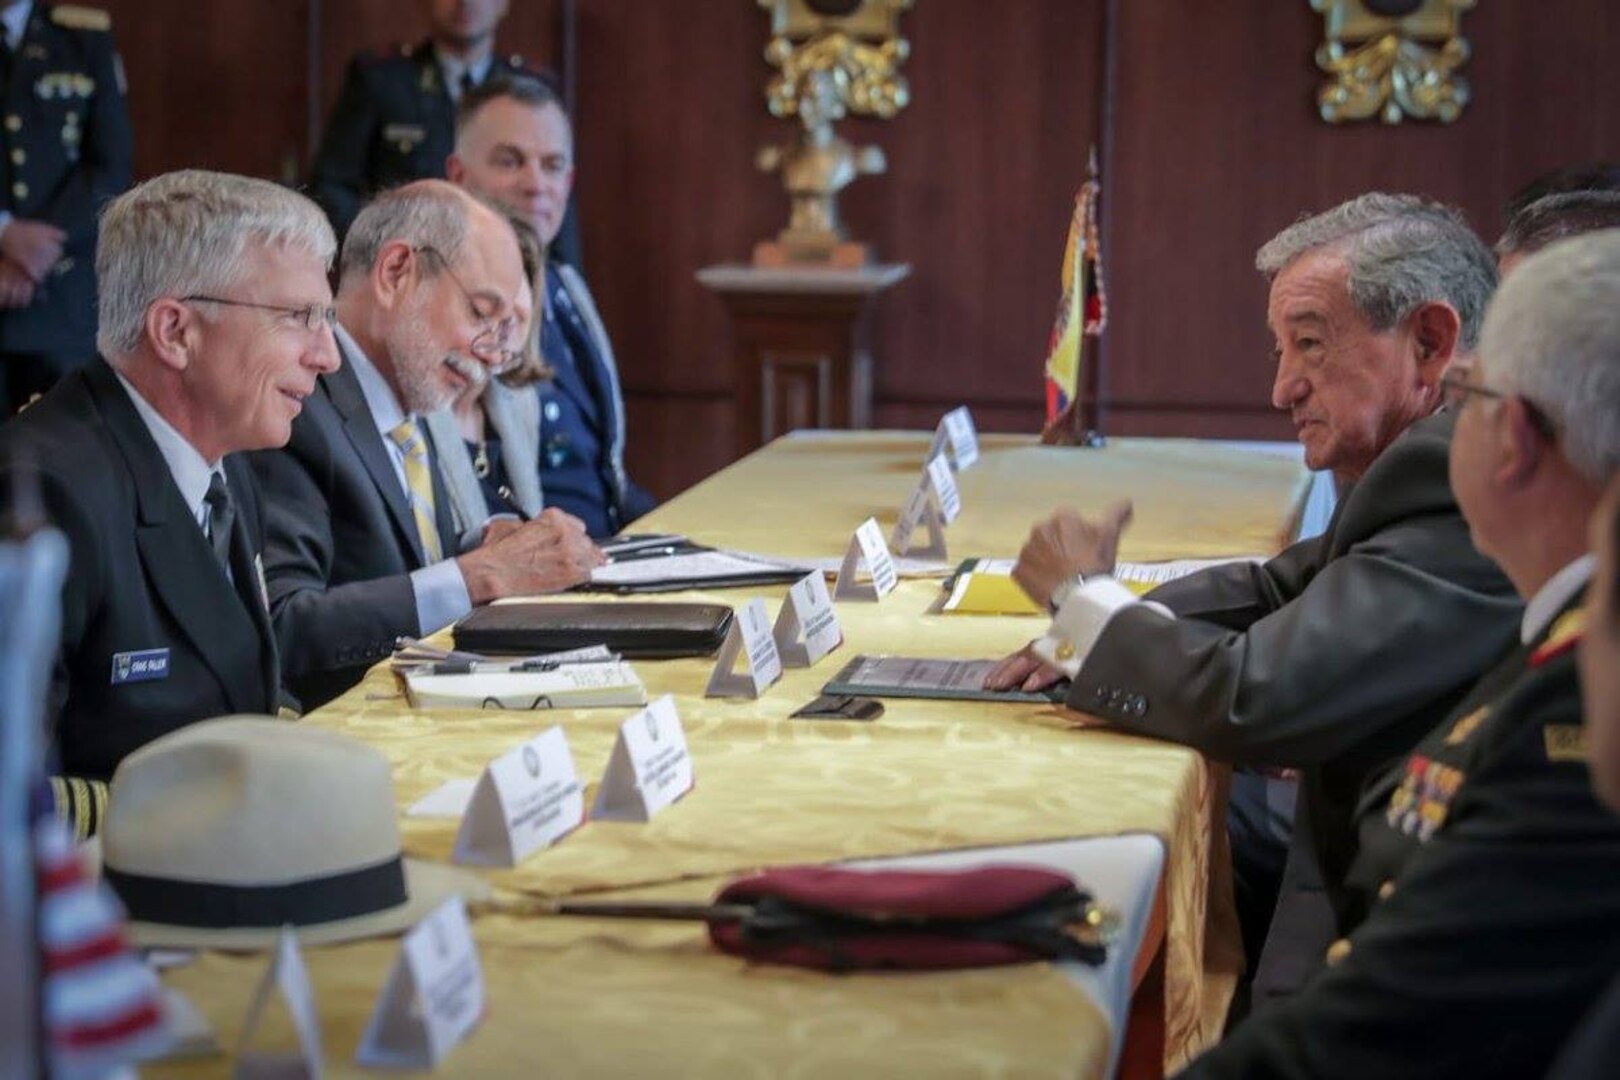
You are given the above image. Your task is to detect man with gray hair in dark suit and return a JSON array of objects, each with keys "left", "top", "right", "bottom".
[
  {"left": 986, "top": 193, "right": 1523, "bottom": 998},
  {"left": 250, "top": 180, "right": 601, "bottom": 710}
]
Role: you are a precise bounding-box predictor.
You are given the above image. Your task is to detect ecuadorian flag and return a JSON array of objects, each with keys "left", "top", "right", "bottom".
[{"left": 1043, "top": 165, "right": 1106, "bottom": 424}]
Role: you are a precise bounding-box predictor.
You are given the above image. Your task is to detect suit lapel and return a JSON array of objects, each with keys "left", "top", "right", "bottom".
[
  {"left": 324, "top": 345, "right": 428, "bottom": 566},
  {"left": 547, "top": 271, "right": 607, "bottom": 434},
  {"left": 224, "top": 455, "right": 280, "bottom": 712},
  {"left": 85, "top": 362, "right": 266, "bottom": 713}
]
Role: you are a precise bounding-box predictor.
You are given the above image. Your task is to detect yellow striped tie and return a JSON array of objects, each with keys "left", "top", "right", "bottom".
[{"left": 387, "top": 418, "right": 444, "bottom": 563}]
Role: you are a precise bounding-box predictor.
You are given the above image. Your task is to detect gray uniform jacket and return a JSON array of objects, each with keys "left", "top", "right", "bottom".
[{"left": 1070, "top": 410, "right": 1523, "bottom": 887}]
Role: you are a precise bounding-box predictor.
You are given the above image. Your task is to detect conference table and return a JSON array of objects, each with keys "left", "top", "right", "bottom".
[{"left": 156, "top": 431, "right": 1310, "bottom": 1079}]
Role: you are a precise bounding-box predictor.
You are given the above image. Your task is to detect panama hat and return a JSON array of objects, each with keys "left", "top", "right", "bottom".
[{"left": 100, "top": 716, "right": 490, "bottom": 949}]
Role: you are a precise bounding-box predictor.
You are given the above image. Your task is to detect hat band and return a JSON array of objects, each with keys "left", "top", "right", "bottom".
[{"left": 104, "top": 854, "right": 408, "bottom": 929}]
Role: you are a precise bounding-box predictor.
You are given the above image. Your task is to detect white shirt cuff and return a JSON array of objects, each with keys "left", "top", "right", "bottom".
[
  {"left": 1032, "top": 576, "right": 1172, "bottom": 677},
  {"left": 410, "top": 559, "right": 473, "bottom": 636}
]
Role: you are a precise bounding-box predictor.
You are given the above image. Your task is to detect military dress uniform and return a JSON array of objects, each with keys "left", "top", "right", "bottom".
[
  {"left": 0, "top": 3, "right": 132, "bottom": 413},
  {"left": 306, "top": 39, "right": 581, "bottom": 266},
  {"left": 530, "top": 262, "right": 656, "bottom": 538},
  {"left": 1182, "top": 582, "right": 1620, "bottom": 1078}
]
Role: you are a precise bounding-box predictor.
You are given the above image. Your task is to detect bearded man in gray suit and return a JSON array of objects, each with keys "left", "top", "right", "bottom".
[{"left": 986, "top": 193, "right": 1524, "bottom": 995}]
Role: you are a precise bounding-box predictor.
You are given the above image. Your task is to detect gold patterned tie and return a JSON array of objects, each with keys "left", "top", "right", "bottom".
[{"left": 386, "top": 418, "right": 444, "bottom": 563}]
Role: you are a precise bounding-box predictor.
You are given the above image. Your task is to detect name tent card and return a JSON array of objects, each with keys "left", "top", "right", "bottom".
[
  {"left": 889, "top": 480, "right": 949, "bottom": 559},
  {"left": 928, "top": 406, "right": 981, "bottom": 470},
  {"left": 705, "top": 597, "right": 784, "bottom": 698},
  {"left": 591, "top": 695, "right": 695, "bottom": 822},
  {"left": 773, "top": 571, "right": 844, "bottom": 668},
  {"left": 356, "top": 898, "right": 484, "bottom": 1071},
  {"left": 452, "top": 726, "right": 584, "bottom": 868},
  {"left": 235, "top": 926, "right": 323, "bottom": 1079},
  {"left": 834, "top": 518, "right": 899, "bottom": 601},
  {"left": 926, "top": 454, "right": 963, "bottom": 523}
]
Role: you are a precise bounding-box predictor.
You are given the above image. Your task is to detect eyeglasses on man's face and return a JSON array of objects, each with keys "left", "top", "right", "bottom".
[
  {"left": 1438, "top": 370, "right": 1558, "bottom": 439},
  {"left": 412, "top": 245, "right": 524, "bottom": 372},
  {"left": 182, "top": 295, "right": 337, "bottom": 333}
]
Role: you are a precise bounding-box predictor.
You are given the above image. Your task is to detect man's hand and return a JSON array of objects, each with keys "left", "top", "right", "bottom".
[
  {"left": 1010, "top": 500, "right": 1134, "bottom": 610},
  {"left": 479, "top": 516, "right": 525, "bottom": 546},
  {"left": 0, "top": 220, "right": 66, "bottom": 283},
  {"left": 457, "top": 508, "right": 605, "bottom": 604},
  {"left": 982, "top": 642, "right": 1067, "bottom": 692},
  {"left": 0, "top": 259, "right": 35, "bottom": 309}
]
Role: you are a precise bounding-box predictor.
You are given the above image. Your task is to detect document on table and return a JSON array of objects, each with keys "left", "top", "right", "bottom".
[
  {"left": 941, "top": 555, "right": 1269, "bottom": 615},
  {"left": 402, "top": 661, "right": 647, "bottom": 710},
  {"left": 798, "top": 554, "right": 956, "bottom": 579},
  {"left": 587, "top": 550, "right": 810, "bottom": 592},
  {"left": 822, "top": 655, "right": 1067, "bottom": 704}
]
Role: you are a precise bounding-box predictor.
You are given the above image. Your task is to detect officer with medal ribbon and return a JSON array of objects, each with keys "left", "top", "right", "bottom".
[
  {"left": 0, "top": 2, "right": 132, "bottom": 414},
  {"left": 1179, "top": 229, "right": 1620, "bottom": 1080}
]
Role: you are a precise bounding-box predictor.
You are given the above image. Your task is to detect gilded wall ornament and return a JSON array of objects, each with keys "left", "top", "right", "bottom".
[
  {"left": 1312, "top": 0, "right": 1476, "bottom": 125},
  {"left": 754, "top": 0, "right": 915, "bottom": 266}
]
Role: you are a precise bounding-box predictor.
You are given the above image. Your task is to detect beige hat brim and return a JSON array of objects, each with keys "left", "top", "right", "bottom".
[{"left": 125, "top": 858, "right": 492, "bottom": 951}]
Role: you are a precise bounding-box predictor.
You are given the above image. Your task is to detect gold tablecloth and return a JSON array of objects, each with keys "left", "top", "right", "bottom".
[{"left": 156, "top": 432, "right": 1307, "bottom": 1077}]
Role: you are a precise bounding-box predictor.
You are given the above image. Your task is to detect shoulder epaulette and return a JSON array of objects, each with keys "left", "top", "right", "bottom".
[
  {"left": 49, "top": 4, "right": 111, "bottom": 32},
  {"left": 1530, "top": 606, "right": 1587, "bottom": 667}
]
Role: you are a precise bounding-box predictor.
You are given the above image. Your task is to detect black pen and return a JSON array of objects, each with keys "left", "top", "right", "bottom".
[
  {"left": 497, "top": 485, "right": 533, "bottom": 522},
  {"left": 605, "top": 544, "right": 685, "bottom": 564}
]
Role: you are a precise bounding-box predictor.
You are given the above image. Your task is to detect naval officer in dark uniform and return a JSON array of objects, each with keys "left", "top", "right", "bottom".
[
  {"left": 307, "top": 0, "right": 580, "bottom": 265},
  {"left": 0, "top": 170, "right": 339, "bottom": 818},
  {"left": 0, "top": 1, "right": 131, "bottom": 414}
]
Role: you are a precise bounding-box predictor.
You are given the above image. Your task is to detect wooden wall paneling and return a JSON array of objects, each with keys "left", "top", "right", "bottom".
[
  {"left": 570, "top": 2, "right": 782, "bottom": 499},
  {"left": 574, "top": 2, "right": 1108, "bottom": 500},
  {"left": 847, "top": 2, "right": 1106, "bottom": 426},
  {"left": 101, "top": 0, "right": 310, "bottom": 182},
  {"left": 1102, "top": 0, "right": 1620, "bottom": 441}
]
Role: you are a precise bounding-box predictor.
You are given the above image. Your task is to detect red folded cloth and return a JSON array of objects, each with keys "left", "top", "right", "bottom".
[{"left": 709, "top": 864, "right": 1103, "bottom": 972}]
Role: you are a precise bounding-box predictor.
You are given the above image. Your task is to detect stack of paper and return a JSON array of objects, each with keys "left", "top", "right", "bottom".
[
  {"left": 941, "top": 555, "right": 1269, "bottom": 615},
  {"left": 403, "top": 661, "right": 647, "bottom": 710},
  {"left": 587, "top": 549, "right": 809, "bottom": 592}
]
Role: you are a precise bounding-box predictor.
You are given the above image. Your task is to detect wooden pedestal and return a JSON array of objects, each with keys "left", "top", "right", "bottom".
[{"left": 697, "top": 263, "right": 911, "bottom": 455}]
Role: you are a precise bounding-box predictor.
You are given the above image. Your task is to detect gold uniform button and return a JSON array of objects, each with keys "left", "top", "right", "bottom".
[
  {"left": 1377, "top": 880, "right": 1396, "bottom": 901},
  {"left": 9, "top": 149, "right": 22, "bottom": 165},
  {"left": 4, "top": 115, "right": 18, "bottom": 132},
  {"left": 1325, "top": 938, "right": 1353, "bottom": 966},
  {"left": 1054, "top": 640, "right": 1076, "bottom": 662},
  {"left": 11, "top": 182, "right": 26, "bottom": 200}
]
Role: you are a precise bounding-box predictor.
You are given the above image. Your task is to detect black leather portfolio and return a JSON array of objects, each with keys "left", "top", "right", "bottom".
[{"left": 453, "top": 602, "right": 735, "bottom": 658}]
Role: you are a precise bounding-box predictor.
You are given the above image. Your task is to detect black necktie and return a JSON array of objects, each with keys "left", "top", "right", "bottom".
[
  {"left": 204, "top": 472, "right": 235, "bottom": 572},
  {"left": 460, "top": 70, "right": 477, "bottom": 99}
]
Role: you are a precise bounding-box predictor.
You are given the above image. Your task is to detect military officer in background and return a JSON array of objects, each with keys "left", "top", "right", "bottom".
[
  {"left": 0, "top": 1, "right": 132, "bottom": 414},
  {"left": 447, "top": 75, "right": 657, "bottom": 537},
  {"left": 308, "top": 0, "right": 581, "bottom": 266}
]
